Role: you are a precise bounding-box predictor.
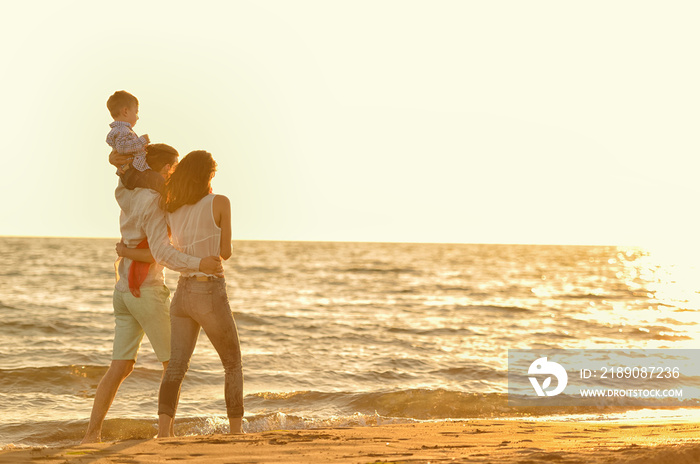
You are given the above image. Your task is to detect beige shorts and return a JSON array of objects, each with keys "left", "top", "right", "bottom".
[{"left": 112, "top": 285, "right": 171, "bottom": 362}]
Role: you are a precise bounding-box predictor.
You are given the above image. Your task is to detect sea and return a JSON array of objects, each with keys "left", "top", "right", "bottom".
[{"left": 2, "top": 237, "right": 700, "bottom": 448}]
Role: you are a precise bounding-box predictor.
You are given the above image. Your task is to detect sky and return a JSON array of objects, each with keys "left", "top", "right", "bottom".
[{"left": 1, "top": 1, "right": 699, "bottom": 246}]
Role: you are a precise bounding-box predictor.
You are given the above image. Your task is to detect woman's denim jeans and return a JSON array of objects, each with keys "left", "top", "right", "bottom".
[{"left": 158, "top": 277, "right": 244, "bottom": 418}]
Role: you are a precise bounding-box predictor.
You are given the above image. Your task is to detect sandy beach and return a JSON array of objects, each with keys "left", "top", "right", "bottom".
[{"left": 3, "top": 419, "right": 700, "bottom": 464}]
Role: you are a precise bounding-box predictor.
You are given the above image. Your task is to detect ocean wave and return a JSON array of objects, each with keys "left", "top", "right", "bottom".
[
  {"left": 0, "top": 417, "right": 158, "bottom": 448},
  {"left": 0, "top": 413, "right": 413, "bottom": 448},
  {"left": 562, "top": 290, "right": 647, "bottom": 300},
  {"left": 454, "top": 304, "right": 532, "bottom": 313},
  {"left": 235, "top": 266, "right": 282, "bottom": 274},
  {"left": 243, "top": 388, "right": 686, "bottom": 421},
  {"left": 4, "top": 388, "right": 700, "bottom": 448},
  {"left": 0, "top": 301, "right": 19, "bottom": 310},
  {"left": 387, "top": 326, "right": 478, "bottom": 336},
  {"left": 232, "top": 312, "right": 272, "bottom": 326},
  {"left": 625, "top": 326, "right": 693, "bottom": 341},
  {"left": 428, "top": 366, "right": 507, "bottom": 382},
  {"left": 3, "top": 319, "right": 96, "bottom": 336},
  {"left": 338, "top": 267, "right": 421, "bottom": 275},
  {"left": 0, "top": 365, "right": 167, "bottom": 393},
  {"left": 436, "top": 285, "right": 477, "bottom": 293}
]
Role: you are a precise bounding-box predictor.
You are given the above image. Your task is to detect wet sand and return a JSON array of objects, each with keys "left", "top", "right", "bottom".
[{"left": 3, "top": 419, "right": 700, "bottom": 463}]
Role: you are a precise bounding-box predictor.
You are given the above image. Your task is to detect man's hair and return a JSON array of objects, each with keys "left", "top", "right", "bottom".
[
  {"left": 106, "top": 90, "right": 139, "bottom": 118},
  {"left": 146, "top": 144, "right": 179, "bottom": 172}
]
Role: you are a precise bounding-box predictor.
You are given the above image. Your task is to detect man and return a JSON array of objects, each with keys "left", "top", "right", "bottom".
[{"left": 82, "top": 144, "right": 223, "bottom": 443}]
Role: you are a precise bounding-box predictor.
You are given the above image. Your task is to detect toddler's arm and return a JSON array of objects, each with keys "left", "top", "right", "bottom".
[
  {"left": 106, "top": 125, "right": 149, "bottom": 155},
  {"left": 114, "top": 132, "right": 149, "bottom": 155}
]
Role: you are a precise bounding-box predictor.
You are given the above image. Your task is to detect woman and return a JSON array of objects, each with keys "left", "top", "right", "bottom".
[{"left": 155, "top": 150, "right": 243, "bottom": 436}]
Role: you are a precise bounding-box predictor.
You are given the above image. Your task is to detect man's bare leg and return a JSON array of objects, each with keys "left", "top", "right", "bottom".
[{"left": 81, "top": 360, "right": 135, "bottom": 444}]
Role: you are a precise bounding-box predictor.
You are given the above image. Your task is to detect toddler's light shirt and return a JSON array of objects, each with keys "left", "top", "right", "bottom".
[{"left": 106, "top": 121, "right": 150, "bottom": 171}]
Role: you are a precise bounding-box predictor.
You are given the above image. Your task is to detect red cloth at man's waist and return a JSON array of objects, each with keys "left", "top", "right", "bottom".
[{"left": 128, "top": 238, "right": 151, "bottom": 298}]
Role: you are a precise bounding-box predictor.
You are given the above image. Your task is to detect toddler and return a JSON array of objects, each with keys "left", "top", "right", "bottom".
[{"left": 106, "top": 91, "right": 163, "bottom": 191}]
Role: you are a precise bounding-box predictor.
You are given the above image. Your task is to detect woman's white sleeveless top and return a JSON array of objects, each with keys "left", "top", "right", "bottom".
[{"left": 167, "top": 194, "right": 221, "bottom": 276}]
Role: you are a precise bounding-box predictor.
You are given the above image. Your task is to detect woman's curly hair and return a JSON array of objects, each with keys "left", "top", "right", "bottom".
[{"left": 160, "top": 150, "right": 217, "bottom": 213}]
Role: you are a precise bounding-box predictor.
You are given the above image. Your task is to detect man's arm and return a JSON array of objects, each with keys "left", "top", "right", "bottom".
[
  {"left": 109, "top": 149, "right": 133, "bottom": 175},
  {"left": 116, "top": 241, "right": 154, "bottom": 263},
  {"left": 118, "top": 238, "right": 222, "bottom": 274}
]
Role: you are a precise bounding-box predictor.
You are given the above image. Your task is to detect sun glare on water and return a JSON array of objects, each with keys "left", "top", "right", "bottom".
[{"left": 613, "top": 243, "right": 700, "bottom": 346}]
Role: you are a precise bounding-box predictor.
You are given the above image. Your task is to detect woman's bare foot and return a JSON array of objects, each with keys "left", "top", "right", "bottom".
[
  {"left": 158, "top": 414, "right": 174, "bottom": 438},
  {"left": 80, "top": 434, "right": 100, "bottom": 445},
  {"left": 228, "top": 417, "right": 243, "bottom": 434}
]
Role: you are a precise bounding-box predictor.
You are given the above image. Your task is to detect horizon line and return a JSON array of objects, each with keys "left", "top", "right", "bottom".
[{"left": 0, "top": 234, "right": 642, "bottom": 248}]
